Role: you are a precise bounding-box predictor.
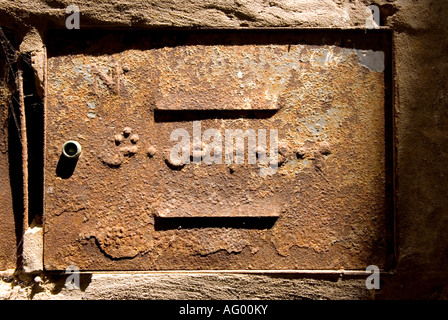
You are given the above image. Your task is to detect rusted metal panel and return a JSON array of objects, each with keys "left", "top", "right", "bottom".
[{"left": 44, "top": 30, "right": 391, "bottom": 270}]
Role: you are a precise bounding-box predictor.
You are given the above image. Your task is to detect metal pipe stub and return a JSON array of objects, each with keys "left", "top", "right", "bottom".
[{"left": 62, "top": 140, "right": 82, "bottom": 159}]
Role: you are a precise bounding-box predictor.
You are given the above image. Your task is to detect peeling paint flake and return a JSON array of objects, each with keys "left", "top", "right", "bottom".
[{"left": 355, "top": 50, "right": 385, "bottom": 72}]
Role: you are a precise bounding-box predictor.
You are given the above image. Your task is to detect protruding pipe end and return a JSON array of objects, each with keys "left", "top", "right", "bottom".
[{"left": 62, "top": 140, "right": 82, "bottom": 159}]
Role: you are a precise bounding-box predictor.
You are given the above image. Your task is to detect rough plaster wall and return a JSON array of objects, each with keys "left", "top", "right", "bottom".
[
  {"left": 0, "top": 51, "right": 16, "bottom": 271},
  {"left": 0, "top": 0, "right": 447, "bottom": 299},
  {"left": 0, "top": 272, "right": 373, "bottom": 300},
  {"left": 376, "top": 0, "right": 448, "bottom": 299},
  {"left": 0, "top": 0, "right": 384, "bottom": 29}
]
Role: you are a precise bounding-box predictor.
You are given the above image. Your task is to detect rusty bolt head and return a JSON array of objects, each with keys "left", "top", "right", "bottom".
[
  {"left": 130, "top": 134, "right": 139, "bottom": 144},
  {"left": 114, "top": 134, "right": 124, "bottom": 144},
  {"left": 318, "top": 141, "right": 332, "bottom": 155},
  {"left": 278, "top": 142, "right": 291, "bottom": 157},
  {"left": 296, "top": 147, "right": 307, "bottom": 159},
  {"left": 147, "top": 146, "right": 157, "bottom": 157},
  {"left": 123, "top": 127, "right": 132, "bottom": 137},
  {"left": 255, "top": 146, "right": 266, "bottom": 157}
]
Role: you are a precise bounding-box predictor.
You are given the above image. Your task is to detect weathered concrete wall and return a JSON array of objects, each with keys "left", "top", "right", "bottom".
[
  {"left": 0, "top": 0, "right": 447, "bottom": 299},
  {"left": 376, "top": 0, "right": 448, "bottom": 299},
  {"left": 0, "top": 43, "right": 17, "bottom": 271},
  {"left": 0, "top": 0, "right": 388, "bottom": 29},
  {"left": 0, "top": 271, "right": 374, "bottom": 300}
]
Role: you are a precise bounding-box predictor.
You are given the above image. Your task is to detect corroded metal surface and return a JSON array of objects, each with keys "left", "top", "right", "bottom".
[
  {"left": 154, "top": 44, "right": 282, "bottom": 111},
  {"left": 44, "top": 31, "right": 391, "bottom": 270}
]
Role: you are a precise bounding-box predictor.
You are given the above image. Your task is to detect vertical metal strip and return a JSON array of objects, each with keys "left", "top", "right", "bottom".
[
  {"left": 42, "top": 47, "right": 47, "bottom": 268},
  {"left": 17, "top": 69, "right": 28, "bottom": 231}
]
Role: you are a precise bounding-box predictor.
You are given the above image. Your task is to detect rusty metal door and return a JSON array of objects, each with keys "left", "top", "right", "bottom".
[{"left": 44, "top": 30, "right": 392, "bottom": 270}]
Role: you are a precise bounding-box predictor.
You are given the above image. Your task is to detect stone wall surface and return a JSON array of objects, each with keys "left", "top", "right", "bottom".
[
  {"left": 0, "top": 44, "right": 17, "bottom": 271},
  {"left": 0, "top": 0, "right": 447, "bottom": 299}
]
